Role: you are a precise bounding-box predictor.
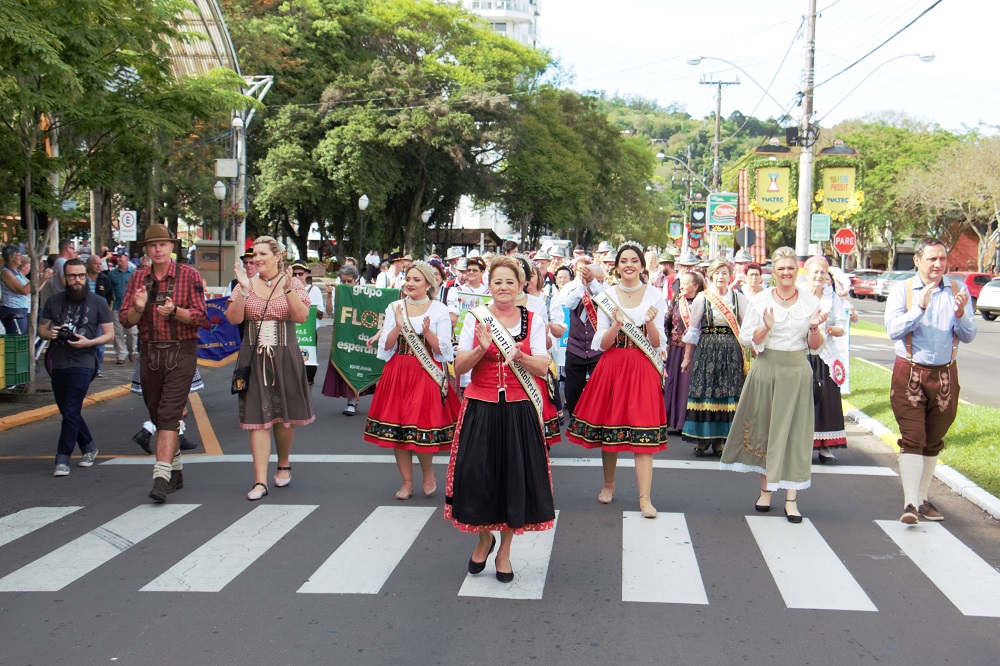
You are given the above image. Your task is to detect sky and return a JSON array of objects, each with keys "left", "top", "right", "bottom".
[{"left": 539, "top": 0, "right": 998, "bottom": 134}]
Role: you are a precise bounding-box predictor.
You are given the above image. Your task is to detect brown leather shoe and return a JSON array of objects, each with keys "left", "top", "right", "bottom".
[
  {"left": 166, "top": 470, "right": 183, "bottom": 494},
  {"left": 900, "top": 504, "right": 919, "bottom": 525},
  {"left": 918, "top": 500, "right": 943, "bottom": 522},
  {"left": 149, "top": 477, "right": 169, "bottom": 503}
]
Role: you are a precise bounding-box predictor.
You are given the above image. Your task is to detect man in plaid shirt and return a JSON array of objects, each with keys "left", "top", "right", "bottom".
[{"left": 120, "top": 224, "right": 207, "bottom": 502}]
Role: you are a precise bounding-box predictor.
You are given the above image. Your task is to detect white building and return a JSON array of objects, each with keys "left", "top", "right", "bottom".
[{"left": 450, "top": 1, "right": 541, "bottom": 242}]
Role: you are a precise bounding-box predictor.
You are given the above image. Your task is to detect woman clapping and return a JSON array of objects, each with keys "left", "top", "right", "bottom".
[{"left": 364, "top": 261, "right": 460, "bottom": 499}]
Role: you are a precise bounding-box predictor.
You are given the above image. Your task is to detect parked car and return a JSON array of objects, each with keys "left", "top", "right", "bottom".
[
  {"left": 945, "top": 272, "right": 994, "bottom": 307},
  {"left": 849, "top": 269, "right": 883, "bottom": 299},
  {"left": 876, "top": 270, "right": 916, "bottom": 301},
  {"left": 974, "top": 277, "right": 1000, "bottom": 321}
]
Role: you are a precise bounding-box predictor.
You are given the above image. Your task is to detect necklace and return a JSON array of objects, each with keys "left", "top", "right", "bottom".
[
  {"left": 405, "top": 295, "right": 430, "bottom": 306},
  {"left": 618, "top": 281, "right": 643, "bottom": 293},
  {"left": 775, "top": 288, "right": 797, "bottom": 303},
  {"left": 258, "top": 272, "right": 278, "bottom": 287}
]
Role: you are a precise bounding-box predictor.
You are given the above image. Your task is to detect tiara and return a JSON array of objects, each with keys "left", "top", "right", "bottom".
[{"left": 618, "top": 240, "right": 643, "bottom": 254}]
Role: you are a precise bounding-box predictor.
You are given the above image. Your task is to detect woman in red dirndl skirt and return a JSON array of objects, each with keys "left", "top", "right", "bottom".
[
  {"left": 566, "top": 244, "right": 668, "bottom": 518},
  {"left": 364, "top": 263, "right": 460, "bottom": 500}
]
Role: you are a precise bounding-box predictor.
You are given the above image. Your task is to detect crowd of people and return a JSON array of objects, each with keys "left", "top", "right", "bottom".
[{"left": 1, "top": 228, "right": 977, "bottom": 584}]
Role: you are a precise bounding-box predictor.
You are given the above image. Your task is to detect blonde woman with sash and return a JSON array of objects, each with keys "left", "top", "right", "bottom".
[
  {"left": 445, "top": 257, "right": 555, "bottom": 584},
  {"left": 364, "top": 261, "right": 460, "bottom": 500},
  {"left": 663, "top": 271, "right": 704, "bottom": 431},
  {"left": 566, "top": 243, "right": 668, "bottom": 518},
  {"left": 680, "top": 259, "right": 749, "bottom": 457}
]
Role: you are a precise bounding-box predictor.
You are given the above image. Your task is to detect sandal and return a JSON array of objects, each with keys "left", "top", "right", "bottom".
[
  {"left": 274, "top": 466, "right": 291, "bottom": 488},
  {"left": 247, "top": 482, "right": 269, "bottom": 501},
  {"left": 597, "top": 483, "right": 615, "bottom": 504}
]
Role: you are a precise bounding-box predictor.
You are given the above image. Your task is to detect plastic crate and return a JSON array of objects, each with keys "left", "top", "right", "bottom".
[{"left": 1, "top": 334, "right": 30, "bottom": 387}]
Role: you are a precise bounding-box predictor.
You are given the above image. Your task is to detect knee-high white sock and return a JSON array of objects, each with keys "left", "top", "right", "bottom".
[
  {"left": 918, "top": 455, "right": 937, "bottom": 504},
  {"left": 898, "top": 453, "right": 923, "bottom": 509},
  {"left": 152, "top": 461, "right": 171, "bottom": 481},
  {"left": 171, "top": 450, "right": 182, "bottom": 471}
]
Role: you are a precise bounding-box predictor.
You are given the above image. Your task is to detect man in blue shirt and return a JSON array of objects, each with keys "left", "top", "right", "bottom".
[
  {"left": 107, "top": 249, "right": 137, "bottom": 363},
  {"left": 884, "top": 237, "right": 977, "bottom": 525}
]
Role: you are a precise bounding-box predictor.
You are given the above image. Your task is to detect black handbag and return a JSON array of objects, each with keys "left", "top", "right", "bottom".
[
  {"left": 231, "top": 281, "right": 280, "bottom": 395},
  {"left": 808, "top": 354, "right": 825, "bottom": 404}
]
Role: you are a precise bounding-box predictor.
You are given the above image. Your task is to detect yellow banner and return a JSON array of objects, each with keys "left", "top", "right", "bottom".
[
  {"left": 822, "top": 167, "right": 857, "bottom": 214},
  {"left": 754, "top": 167, "right": 791, "bottom": 212}
]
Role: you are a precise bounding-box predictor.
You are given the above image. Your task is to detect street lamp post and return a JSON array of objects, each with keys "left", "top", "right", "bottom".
[
  {"left": 420, "top": 209, "right": 432, "bottom": 257},
  {"left": 213, "top": 180, "right": 226, "bottom": 288},
  {"left": 357, "top": 194, "right": 369, "bottom": 261}
]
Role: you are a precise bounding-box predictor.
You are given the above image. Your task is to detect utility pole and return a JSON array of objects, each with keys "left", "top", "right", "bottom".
[
  {"left": 795, "top": 0, "right": 818, "bottom": 261},
  {"left": 700, "top": 77, "right": 741, "bottom": 191}
]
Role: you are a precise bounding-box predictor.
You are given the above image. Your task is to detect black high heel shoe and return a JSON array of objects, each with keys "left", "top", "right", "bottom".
[
  {"left": 784, "top": 500, "right": 803, "bottom": 524},
  {"left": 468, "top": 534, "right": 496, "bottom": 574},
  {"left": 495, "top": 554, "right": 514, "bottom": 583}
]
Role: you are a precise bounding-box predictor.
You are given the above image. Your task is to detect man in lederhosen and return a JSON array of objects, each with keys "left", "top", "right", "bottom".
[{"left": 120, "top": 224, "right": 207, "bottom": 502}]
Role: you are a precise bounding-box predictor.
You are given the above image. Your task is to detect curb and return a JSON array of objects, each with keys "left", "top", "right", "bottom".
[
  {"left": 843, "top": 401, "right": 1000, "bottom": 520},
  {"left": 0, "top": 384, "right": 131, "bottom": 432}
]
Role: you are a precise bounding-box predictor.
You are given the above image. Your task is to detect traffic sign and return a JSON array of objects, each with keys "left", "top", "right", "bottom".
[
  {"left": 833, "top": 227, "right": 857, "bottom": 254},
  {"left": 811, "top": 213, "right": 831, "bottom": 242},
  {"left": 735, "top": 227, "right": 757, "bottom": 249},
  {"left": 119, "top": 210, "right": 137, "bottom": 241}
]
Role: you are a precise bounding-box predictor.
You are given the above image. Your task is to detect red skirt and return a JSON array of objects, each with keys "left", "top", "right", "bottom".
[
  {"left": 566, "top": 347, "right": 668, "bottom": 454},
  {"left": 363, "top": 354, "right": 460, "bottom": 452},
  {"left": 540, "top": 377, "right": 562, "bottom": 445}
]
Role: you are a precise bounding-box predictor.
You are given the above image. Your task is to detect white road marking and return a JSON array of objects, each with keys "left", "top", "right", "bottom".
[
  {"left": 747, "top": 516, "right": 877, "bottom": 611},
  {"left": 458, "top": 511, "right": 559, "bottom": 600},
  {"left": 142, "top": 504, "right": 317, "bottom": 592},
  {"left": 876, "top": 520, "right": 1000, "bottom": 617},
  {"left": 99, "top": 455, "right": 896, "bottom": 476},
  {"left": 0, "top": 505, "right": 199, "bottom": 592},
  {"left": 298, "top": 506, "right": 434, "bottom": 594},
  {"left": 0, "top": 506, "right": 82, "bottom": 548},
  {"left": 622, "top": 511, "right": 708, "bottom": 605}
]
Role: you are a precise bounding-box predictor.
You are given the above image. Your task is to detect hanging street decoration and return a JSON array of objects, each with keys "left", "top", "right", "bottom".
[
  {"left": 748, "top": 159, "right": 798, "bottom": 221},
  {"left": 814, "top": 156, "right": 866, "bottom": 223}
]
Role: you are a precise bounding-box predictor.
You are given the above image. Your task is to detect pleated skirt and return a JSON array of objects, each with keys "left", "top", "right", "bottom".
[
  {"left": 812, "top": 357, "right": 847, "bottom": 450},
  {"left": 719, "top": 349, "right": 814, "bottom": 490},
  {"left": 663, "top": 344, "right": 691, "bottom": 430},
  {"left": 681, "top": 331, "right": 746, "bottom": 448},
  {"left": 445, "top": 396, "right": 555, "bottom": 535}
]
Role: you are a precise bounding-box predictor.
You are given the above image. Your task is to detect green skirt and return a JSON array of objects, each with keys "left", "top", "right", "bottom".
[{"left": 719, "top": 348, "right": 814, "bottom": 490}]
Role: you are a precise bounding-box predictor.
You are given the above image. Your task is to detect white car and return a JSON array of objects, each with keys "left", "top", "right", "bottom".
[{"left": 976, "top": 277, "right": 1000, "bottom": 321}]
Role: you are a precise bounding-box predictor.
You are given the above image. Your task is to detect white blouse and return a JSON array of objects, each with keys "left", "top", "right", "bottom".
[
  {"left": 591, "top": 285, "right": 668, "bottom": 353},
  {"left": 681, "top": 288, "right": 748, "bottom": 345},
  {"left": 740, "top": 287, "right": 820, "bottom": 354},
  {"left": 377, "top": 300, "right": 455, "bottom": 363},
  {"left": 457, "top": 308, "right": 547, "bottom": 357}
]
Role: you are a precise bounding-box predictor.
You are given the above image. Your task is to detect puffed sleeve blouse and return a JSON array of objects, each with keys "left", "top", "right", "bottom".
[
  {"left": 740, "top": 287, "right": 820, "bottom": 354},
  {"left": 377, "top": 299, "right": 455, "bottom": 363},
  {"left": 457, "top": 308, "right": 547, "bottom": 356},
  {"left": 681, "top": 288, "right": 748, "bottom": 346},
  {"left": 591, "top": 285, "right": 668, "bottom": 353}
]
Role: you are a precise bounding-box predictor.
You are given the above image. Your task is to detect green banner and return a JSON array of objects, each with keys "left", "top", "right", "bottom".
[
  {"left": 294, "top": 305, "right": 318, "bottom": 366},
  {"left": 331, "top": 284, "right": 400, "bottom": 396},
  {"left": 452, "top": 291, "right": 493, "bottom": 338}
]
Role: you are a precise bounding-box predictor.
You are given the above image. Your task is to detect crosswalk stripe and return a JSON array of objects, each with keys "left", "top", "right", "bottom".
[
  {"left": 622, "top": 511, "right": 708, "bottom": 605},
  {"left": 876, "top": 520, "right": 1000, "bottom": 617},
  {"left": 142, "top": 504, "right": 317, "bottom": 593},
  {"left": 0, "top": 507, "right": 82, "bottom": 548},
  {"left": 458, "top": 511, "right": 560, "bottom": 600},
  {"left": 0, "top": 504, "right": 199, "bottom": 592},
  {"left": 298, "top": 506, "right": 435, "bottom": 594},
  {"left": 747, "top": 516, "right": 877, "bottom": 611}
]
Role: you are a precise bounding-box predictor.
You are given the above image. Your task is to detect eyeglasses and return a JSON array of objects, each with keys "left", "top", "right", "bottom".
[
  {"left": 65, "top": 273, "right": 87, "bottom": 280},
  {"left": 293, "top": 272, "right": 306, "bottom": 277}
]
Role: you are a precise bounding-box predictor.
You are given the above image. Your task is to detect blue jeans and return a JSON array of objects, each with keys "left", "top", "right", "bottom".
[{"left": 51, "top": 367, "right": 96, "bottom": 465}]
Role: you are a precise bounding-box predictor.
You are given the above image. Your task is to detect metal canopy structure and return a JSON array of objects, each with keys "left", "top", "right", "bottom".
[{"left": 165, "top": 0, "right": 241, "bottom": 78}]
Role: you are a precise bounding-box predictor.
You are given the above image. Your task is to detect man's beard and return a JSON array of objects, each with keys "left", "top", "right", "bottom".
[{"left": 66, "top": 283, "right": 89, "bottom": 302}]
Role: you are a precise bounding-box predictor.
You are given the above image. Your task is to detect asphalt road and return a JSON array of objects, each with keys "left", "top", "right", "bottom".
[
  {"left": 1, "top": 328, "right": 998, "bottom": 665},
  {"left": 849, "top": 298, "right": 999, "bottom": 408}
]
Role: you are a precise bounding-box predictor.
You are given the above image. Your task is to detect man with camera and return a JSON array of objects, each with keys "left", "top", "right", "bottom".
[
  {"left": 38, "top": 258, "right": 115, "bottom": 477},
  {"left": 120, "top": 224, "right": 206, "bottom": 502}
]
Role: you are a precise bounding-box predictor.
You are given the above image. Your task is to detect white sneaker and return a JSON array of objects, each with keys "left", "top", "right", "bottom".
[
  {"left": 53, "top": 464, "right": 70, "bottom": 477},
  {"left": 78, "top": 449, "right": 99, "bottom": 467},
  {"left": 343, "top": 403, "right": 357, "bottom": 416}
]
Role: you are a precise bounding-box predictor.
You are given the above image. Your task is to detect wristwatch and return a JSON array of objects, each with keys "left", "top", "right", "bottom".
[{"left": 167, "top": 305, "right": 177, "bottom": 319}]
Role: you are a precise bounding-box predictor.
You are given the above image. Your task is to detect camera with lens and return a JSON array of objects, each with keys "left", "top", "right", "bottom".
[{"left": 56, "top": 325, "right": 79, "bottom": 343}]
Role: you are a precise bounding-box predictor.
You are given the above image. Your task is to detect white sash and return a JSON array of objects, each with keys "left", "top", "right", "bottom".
[
  {"left": 593, "top": 290, "right": 665, "bottom": 383},
  {"left": 470, "top": 305, "right": 545, "bottom": 428},
  {"left": 397, "top": 300, "right": 448, "bottom": 403}
]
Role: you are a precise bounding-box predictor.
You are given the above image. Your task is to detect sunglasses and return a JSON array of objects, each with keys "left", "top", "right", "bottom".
[{"left": 293, "top": 272, "right": 307, "bottom": 277}]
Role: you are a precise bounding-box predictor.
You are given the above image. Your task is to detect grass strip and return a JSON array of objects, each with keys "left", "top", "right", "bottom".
[
  {"left": 851, "top": 319, "right": 887, "bottom": 334},
  {"left": 846, "top": 358, "right": 1000, "bottom": 496}
]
